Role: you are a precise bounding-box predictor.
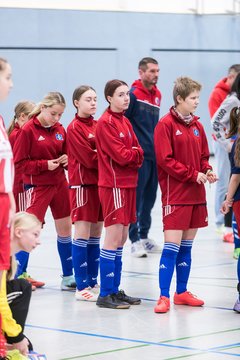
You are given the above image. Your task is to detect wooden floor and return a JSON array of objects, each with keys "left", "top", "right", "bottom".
[{"left": 24, "top": 157, "right": 240, "bottom": 359}]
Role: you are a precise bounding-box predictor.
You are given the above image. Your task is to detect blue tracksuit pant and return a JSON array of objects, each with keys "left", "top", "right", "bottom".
[{"left": 129, "top": 158, "right": 158, "bottom": 243}]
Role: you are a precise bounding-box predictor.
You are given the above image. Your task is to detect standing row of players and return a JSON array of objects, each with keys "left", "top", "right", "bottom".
[{"left": 7, "top": 57, "right": 220, "bottom": 312}]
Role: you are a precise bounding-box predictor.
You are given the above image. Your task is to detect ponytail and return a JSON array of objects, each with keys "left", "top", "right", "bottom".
[
  {"left": 226, "top": 107, "right": 240, "bottom": 139},
  {"left": 7, "top": 116, "right": 16, "bottom": 136},
  {"left": 228, "top": 107, "right": 240, "bottom": 167}
]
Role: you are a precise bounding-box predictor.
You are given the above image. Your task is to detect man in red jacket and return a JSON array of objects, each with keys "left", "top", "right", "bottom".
[{"left": 208, "top": 64, "right": 240, "bottom": 237}]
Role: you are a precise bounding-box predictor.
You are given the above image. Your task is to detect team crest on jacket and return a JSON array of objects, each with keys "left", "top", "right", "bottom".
[
  {"left": 193, "top": 128, "right": 199, "bottom": 137},
  {"left": 155, "top": 97, "right": 160, "bottom": 106},
  {"left": 55, "top": 133, "right": 63, "bottom": 140}
]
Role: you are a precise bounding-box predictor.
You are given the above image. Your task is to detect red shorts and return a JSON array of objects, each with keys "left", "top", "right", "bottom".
[
  {"left": 163, "top": 204, "right": 208, "bottom": 230},
  {"left": 14, "top": 191, "right": 27, "bottom": 212},
  {"left": 70, "top": 186, "right": 103, "bottom": 223},
  {"left": 99, "top": 187, "right": 136, "bottom": 227},
  {"left": 0, "top": 194, "right": 10, "bottom": 270},
  {"left": 25, "top": 180, "right": 71, "bottom": 223},
  {"left": 233, "top": 201, "right": 240, "bottom": 237}
]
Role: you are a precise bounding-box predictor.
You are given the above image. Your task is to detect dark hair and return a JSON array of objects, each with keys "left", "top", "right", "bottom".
[
  {"left": 72, "top": 85, "right": 96, "bottom": 109},
  {"left": 228, "top": 64, "right": 240, "bottom": 74},
  {"left": 138, "top": 57, "right": 158, "bottom": 71},
  {"left": 104, "top": 79, "right": 128, "bottom": 103},
  {"left": 230, "top": 72, "right": 240, "bottom": 100},
  {"left": 226, "top": 107, "right": 240, "bottom": 166}
]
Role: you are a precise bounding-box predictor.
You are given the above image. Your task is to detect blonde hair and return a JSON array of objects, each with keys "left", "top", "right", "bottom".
[
  {"left": 7, "top": 211, "right": 42, "bottom": 280},
  {"left": 12, "top": 211, "right": 41, "bottom": 231},
  {"left": 7, "top": 100, "right": 35, "bottom": 136},
  {"left": 8, "top": 212, "right": 41, "bottom": 280},
  {"left": 173, "top": 77, "right": 202, "bottom": 106},
  {"left": 28, "top": 92, "right": 66, "bottom": 119}
]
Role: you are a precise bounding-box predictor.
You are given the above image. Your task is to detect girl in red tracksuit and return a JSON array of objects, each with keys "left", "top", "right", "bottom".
[
  {"left": 13, "top": 92, "right": 75, "bottom": 290},
  {"left": 154, "top": 77, "right": 217, "bottom": 314},
  {"left": 0, "top": 57, "right": 14, "bottom": 359},
  {"left": 67, "top": 85, "right": 103, "bottom": 302},
  {"left": 95, "top": 79, "right": 144, "bottom": 309},
  {"left": 8, "top": 101, "right": 35, "bottom": 212}
]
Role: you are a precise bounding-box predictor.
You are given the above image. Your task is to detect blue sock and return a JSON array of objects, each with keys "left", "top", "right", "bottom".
[
  {"left": 113, "top": 247, "right": 123, "bottom": 294},
  {"left": 99, "top": 249, "right": 116, "bottom": 297},
  {"left": 237, "top": 256, "right": 240, "bottom": 301},
  {"left": 72, "top": 238, "right": 88, "bottom": 290},
  {"left": 176, "top": 239, "right": 193, "bottom": 294},
  {"left": 232, "top": 214, "right": 240, "bottom": 249},
  {"left": 15, "top": 251, "right": 29, "bottom": 277},
  {"left": 87, "top": 236, "right": 100, "bottom": 288},
  {"left": 159, "top": 242, "right": 180, "bottom": 298},
  {"left": 57, "top": 235, "right": 73, "bottom": 277}
]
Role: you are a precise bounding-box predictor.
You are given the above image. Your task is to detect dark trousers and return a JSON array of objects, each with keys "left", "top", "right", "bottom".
[
  {"left": 129, "top": 159, "right": 158, "bottom": 243},
  {"left": 6, "top": 278, "right": 32, "bottom": 344}
]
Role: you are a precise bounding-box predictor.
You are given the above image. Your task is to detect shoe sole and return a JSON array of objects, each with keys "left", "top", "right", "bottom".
[
  {"left": 126, "top": 300, "right": 141, "bottom": 305},
  {"left": 174, "top": 301, "right": 204, "bottom": 306},
  {"left": 146, "top": 250, "right": 162, "bottom": 254},
  {"left": 61, "top": 287, "right": 76, "bottom": 291},
  {"left": 96, "top": 303, "right": 130, "bottom": 309},
  {"left": 154, "top": 306, "right": 169, "bottom": 313},
  {"left": 131, "top": 253, "right": 147, "bottom": 258},
  {"left": 76, "top": 298, "right": 97, "bottom": 302}
]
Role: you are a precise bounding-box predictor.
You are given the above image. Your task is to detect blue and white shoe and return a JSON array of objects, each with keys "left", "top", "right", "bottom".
[
  {"left": 28, "top": 351, "right": 47, "bottom": 359},
  {"left": 141, "top": 238, "right": 162, "bottom": 253},
  {"left": 61, "top": 275, "right": 76, "bottom": 291},
  {"left": 233, "top": 298, "right": 240, "bottom": 313}
]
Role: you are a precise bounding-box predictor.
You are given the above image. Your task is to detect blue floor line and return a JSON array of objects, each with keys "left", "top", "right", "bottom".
[{"left": 25, "top": 324, "right": 240, "bottom": 357}]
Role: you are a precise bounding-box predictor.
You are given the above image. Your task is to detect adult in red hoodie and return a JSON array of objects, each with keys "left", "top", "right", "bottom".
[
  {"left": 14, "top": 92, "right": 75, "bottom": 291},
  {"left": 95, "top": 80, "right": 144, "bottom": 309},
  {"left": 67, "top": 85, "right": 103, "bottom": 302},
  {"left": 208, "top": 64, "right": 240, "bottom": 235},
  {"left": 154, "top": 77, "right": 217, "bottom": 314}
]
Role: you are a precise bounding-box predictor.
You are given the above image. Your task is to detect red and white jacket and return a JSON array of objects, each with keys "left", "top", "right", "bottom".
[
  {"left": 0, "top": 116, "right": 14, "bottom": 193},
  {"left": 95, "top": 108, "right": 144, "bottom": 188},
  {"left": 14, "top": 116, "right": 67, "bottom": 186},
  {"left": 67, "top": 115, "right": 98, "bottom": 186},
  {"left": 9, "top": 123, "right": 24, "bottom": 193},
  {"left": 154, "top": 107, "right": 212, "bottom": 206}
]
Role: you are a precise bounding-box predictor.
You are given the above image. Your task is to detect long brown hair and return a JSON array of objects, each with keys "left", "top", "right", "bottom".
[
  {"left": 7, "top": 100, "right": 35, "bottom": 136},
  {"left": 226, "top": 107, "right": 240, "bottom": 166}
]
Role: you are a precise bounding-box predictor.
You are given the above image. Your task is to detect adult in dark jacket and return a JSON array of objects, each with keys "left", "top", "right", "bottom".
[{"left": 125, "top": 57, "right": 162, "bottom": 257}]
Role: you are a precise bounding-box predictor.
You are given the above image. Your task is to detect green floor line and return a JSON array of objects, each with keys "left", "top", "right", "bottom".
[
  {"left": 59, "top": 344, "right": 150, "bottom": 360},
  {"left": 165, "top": 352, "right": 207, "bottom": 360},
  {"left": 162, "top": 327, "right": 240, "bottom": 343}
]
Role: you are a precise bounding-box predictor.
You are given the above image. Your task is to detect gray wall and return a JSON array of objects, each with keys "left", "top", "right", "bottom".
[{"left": 0, "top": 8, "right": 240, "bottom": 151}]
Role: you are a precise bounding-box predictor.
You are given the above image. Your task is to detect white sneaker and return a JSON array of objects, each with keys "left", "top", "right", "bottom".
[
  {"left": 141, "top": 238, "right": 162, "bottom": 253},
  {"left": 91, "top": 284, "right": 100, "bottom": 294},
  {"left": 75, "top": 287, "right": 98, "bottom": 302},
  {"left": 131, "top": 240, "right": 147, "bottom": 258}
]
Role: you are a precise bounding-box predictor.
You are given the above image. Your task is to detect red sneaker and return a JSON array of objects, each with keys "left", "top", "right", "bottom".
[
  {"left": 174, "top": 291, "right": 204, "bottom": 306},
  {"left": 223, "top": 232, "right": 234, "bottom": 243},
  {"left": 154, "top": 296, "right": 170, "bottom": 313},
  {"left": 18, "top": 272, "right": 45, "bottom": 288}
]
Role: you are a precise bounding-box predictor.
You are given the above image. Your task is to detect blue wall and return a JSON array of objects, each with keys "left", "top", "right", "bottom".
[{"left": 0, "top": 8, "right": 240, "bottom": 151}]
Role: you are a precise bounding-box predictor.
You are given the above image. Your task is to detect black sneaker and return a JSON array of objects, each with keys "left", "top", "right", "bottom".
[
  {"left": 114, "top": 290, "right": 141, "bottom": 305},
  {"left": 96, "top": 294, "right": 130, "bottom": 309}
]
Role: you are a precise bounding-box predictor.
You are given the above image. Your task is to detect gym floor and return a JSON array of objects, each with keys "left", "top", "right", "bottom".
[{"left": 25, "top": 157, "right": 240, "bottom": 359}]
